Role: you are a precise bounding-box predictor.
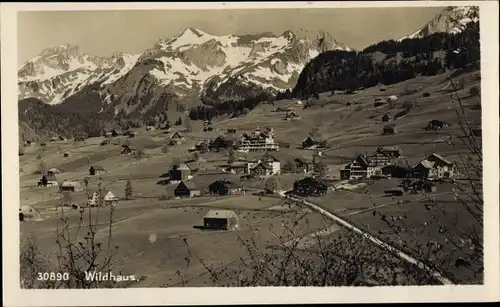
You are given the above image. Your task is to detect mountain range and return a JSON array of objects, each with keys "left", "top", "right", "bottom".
[
  {"left": 18, "top": 28, "right": 349, "bottom": 109},
  {"left": 17, "top": 5, "right": 479, "bottom": 140}
]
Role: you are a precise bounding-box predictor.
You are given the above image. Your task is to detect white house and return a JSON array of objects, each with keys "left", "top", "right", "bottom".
[
  {"left": 413, "top": 153, "right": 456, "bottom": 180},
  {"left": 89, "top": 192, "right": 100, "bottom": 207},
  {"left": 103, "top": 191, "right": 119, "bottom": 206},
  {"left": 237, "top": 128, "right": 279, "bottom": 152},
  {"left": 260, "top": 153, "right": 281, "bottom": 175}
]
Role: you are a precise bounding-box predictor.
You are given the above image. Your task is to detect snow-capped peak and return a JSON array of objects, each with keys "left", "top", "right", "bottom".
[
  {"left": 18, "top": 28, "right": 350, "bottom": 108},
  {"left": 398, "top": 6, "right": 479, "bottom": 42}
]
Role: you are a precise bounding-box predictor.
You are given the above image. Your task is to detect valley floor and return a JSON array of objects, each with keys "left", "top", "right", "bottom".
[{"left": 19, "top": 71, "right": 483, "bottom": 287}]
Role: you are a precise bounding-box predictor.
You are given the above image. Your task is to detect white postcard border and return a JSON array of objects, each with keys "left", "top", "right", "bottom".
[{"left": 2, "top": 1, "right": 499, "bottom": 306}]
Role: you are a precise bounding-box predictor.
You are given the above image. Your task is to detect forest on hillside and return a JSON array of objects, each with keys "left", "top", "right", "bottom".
[
  {"left": 18, "top": 21, "right": 480, "bottom": 139},
  {"left": 277, "top": 21, "right": 480, "bottom": 100}
]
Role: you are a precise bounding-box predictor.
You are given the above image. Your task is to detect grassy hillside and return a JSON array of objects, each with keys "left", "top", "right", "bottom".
[{"left": 20, "top": 69, "right": 482, "bottom": 287}]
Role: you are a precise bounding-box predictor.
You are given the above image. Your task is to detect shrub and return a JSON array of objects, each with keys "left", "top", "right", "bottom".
[
  {"left": 422, "top": 92, "right": 430, "bottom": 97},
  {"left": 346, "top": 102, "right": 352, "bottom": 106},
  {"left": 469, "top": 86, "right": 480, "bottom": 96}
]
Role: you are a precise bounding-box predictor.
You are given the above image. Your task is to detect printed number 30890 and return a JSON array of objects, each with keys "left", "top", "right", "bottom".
[{"left": 37, "top": 272, "right": 70, "bottom": 281}]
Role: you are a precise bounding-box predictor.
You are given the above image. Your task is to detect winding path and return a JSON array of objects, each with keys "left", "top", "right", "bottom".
[{"left": 278, "top": 191, "right": 454, "bottom": 285}]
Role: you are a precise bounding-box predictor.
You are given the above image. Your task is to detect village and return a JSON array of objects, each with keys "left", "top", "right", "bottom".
[{"left": 18, "top": 71, "right": 482, "bottom": 286}]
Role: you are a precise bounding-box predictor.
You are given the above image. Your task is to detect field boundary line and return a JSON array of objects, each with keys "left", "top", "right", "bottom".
[{"left": 279, "top": 192, "right": 454, "bottom": 285}]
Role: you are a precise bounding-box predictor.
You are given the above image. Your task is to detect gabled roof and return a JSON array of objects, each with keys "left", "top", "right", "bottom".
[
  {"left": 386, "top": 158, "right": 413, "bottom": 168},
  {"left": 210, "top": 180, "right": 241, "bottom": 189},
  {"left": 353, "top": 155, "right": 370, "bottom": 167},
  {"left": 176, "top": 181, "right": 198, "bottom": 190},
  {"left": 252, "top": 162, "right": 271, "bottom": 170},
  {"left": 104, "top": 191, "right": 118, "bottom": 201},
  {"left": 416, "top": 160, "right": 436, "bottom": 169},
  {"left": 171, "top": 132, "right": 183, "bottom": 139},
  {"left": 43, "top": 174, "right": 57, "bottom": 182},
  {"left": 204, "top": 209, "right": 238, "bottom": 219},
  {"left": 303, "top": 136, "right": 316, "bottom": 142},
  {"left": 92, "top": 165, "right": 105, "bottom": 171},
  {"left": 261, "top": 153, "right": 280, "bottom": 162},
  {"left": 61, "top": 181, "right": 81, "bottom": 188},
  {"left": 176, "top": 163, "right": 190, "bottom": 170},
  {"left": 428, "top": 153, "right": 453, "bottom": 166}
]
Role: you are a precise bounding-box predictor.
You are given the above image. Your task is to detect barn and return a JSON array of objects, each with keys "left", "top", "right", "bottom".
[
  {"left": 60, "top": 181, "right": 83, "bottom": 192},
  {"left": 174, "top": 181, "right": 201, "bottom": 198},
  {"left": 89, "top": 165, "right": 106, "bottom": 176},
  {"left": 203, "top": 210, "right": 240, "bottom": 230}
]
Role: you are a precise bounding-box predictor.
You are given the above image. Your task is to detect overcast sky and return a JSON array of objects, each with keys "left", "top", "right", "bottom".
[{"left": 17, "top": 7, "right": 445, "bottom": 66}]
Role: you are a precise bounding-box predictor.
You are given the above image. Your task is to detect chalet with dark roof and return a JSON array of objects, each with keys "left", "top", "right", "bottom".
[
  {"left": 382, "top": 123, "right": 397, "bottom": 135},
  {"left": 38, "top": 174, "right": 58, "bottom": 187},
  {"left": 111, "top": 128, "right": 123, "bottom": 137},
  {"left": 302, "top": 136, "right": 318, "bottom": 149},
  {"left": 250, "top": 162, "right": 273, "bottom": 178},
  {"left": 169, "top": 163, "right": 192, "bottom": 182},
  {"left": 293, "top": 177, "right": 328, "bottom": 196},
  {"left": 89, "top": 165, "right": 106, "bottom": 176},
  {"left": 174, "top": 181, "right": 201, "bottom": 198},
  {"left": 209, "top": 136, "right": 232, "bottom": 151},
  {"left": 340, "top": 164, "right": 351, "bottom": 180},
  {"left": 382, "top": 114, "right": 393, "bottom": 122},
  {"left": 294, "top": 157, "right": 314, "bottom": 173},
  {"left": 381, "top": 158, "right": 413, "bottom": 178},
  {"left": 426, "top": 120, "right": 450, "bottom": 131},
  {"left": 209, "top": 180, "right": 242, "bottom": 196},
  {"left": 367, "top": 147, "right": 402, "bottom": 178},
  {"left": 203, "top": 210, "right": 239, "bottom": 230},
  {"left": 121, "top": 145, "right": 135, "bottom": 155},
  {"left": 60, "top": 181, "right": 83, "bottom": 192},
  {"left": 413, "top": 153, "right": 455, "bottom": 180},
  {"left": 348, "top": 155, "right": 370, "bottom": 180}
]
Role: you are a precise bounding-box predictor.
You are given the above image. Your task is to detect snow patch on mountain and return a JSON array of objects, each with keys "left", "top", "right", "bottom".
[
  {"left": 18, "top": 28, "right": 350, "bottom": 107},
  {"left": 398, "top": 6, "right": 479, "bottom": 42}
]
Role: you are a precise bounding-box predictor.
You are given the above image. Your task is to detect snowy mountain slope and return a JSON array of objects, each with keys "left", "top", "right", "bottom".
[
  {"left": 18, "top": 28, "right": 349, "bottom": 110},
  {"left": 398, "top": 6, "right": 479, "bottom": 41},
  {"left": 18, "top": 44, "right": 140, "bottom": 105}
]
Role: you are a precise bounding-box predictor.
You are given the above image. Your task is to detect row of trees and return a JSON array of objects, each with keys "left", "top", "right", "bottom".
[{"left": 189, "top": 91, "right": 272, "bottom": 121}]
